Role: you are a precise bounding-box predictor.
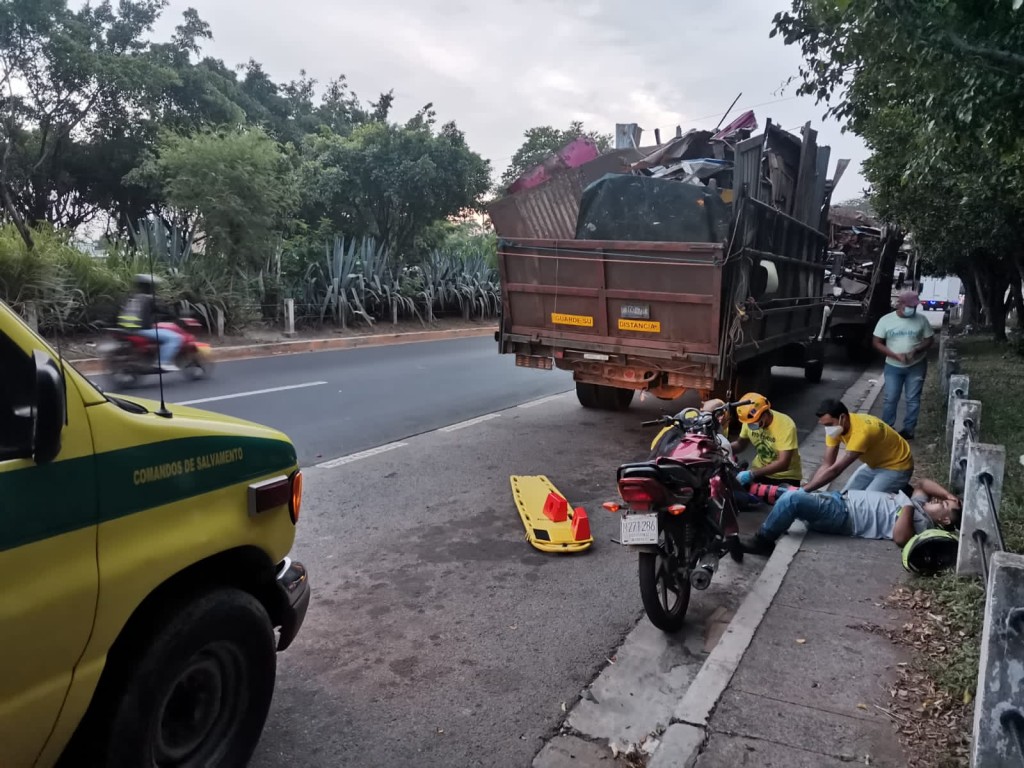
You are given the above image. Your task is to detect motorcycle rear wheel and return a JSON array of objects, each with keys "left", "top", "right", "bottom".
[
  {"left": 638, "top": 551, "right": 691, "bottom": 633},
  {"left": 181, "top": 350, "right": 213, "bottom": 380}
]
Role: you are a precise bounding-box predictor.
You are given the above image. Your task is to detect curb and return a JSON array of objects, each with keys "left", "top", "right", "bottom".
[
  {"left": 66, "top": 325, "right": 498, "bottom": 376},
  {"left": 647, "top": 365, "right": 886, "bottom": 768}
]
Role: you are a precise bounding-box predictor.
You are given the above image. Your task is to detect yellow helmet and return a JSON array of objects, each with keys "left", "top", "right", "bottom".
[{"left": 737, "top": 393, "right": 771, "bottom": 424}]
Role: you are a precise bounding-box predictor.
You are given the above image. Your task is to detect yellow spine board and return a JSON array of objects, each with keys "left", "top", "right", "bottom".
[{"left": 509, "top": 475, "right": 593, "bottom": 553}]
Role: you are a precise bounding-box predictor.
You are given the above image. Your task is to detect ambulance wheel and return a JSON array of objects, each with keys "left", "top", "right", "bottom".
[{"left": 102, "top": 588, "right": 276, "bottom": 767}]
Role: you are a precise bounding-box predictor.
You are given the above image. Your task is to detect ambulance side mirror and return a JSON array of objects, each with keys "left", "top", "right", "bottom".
[{"left": 32, "top": 351, "right": 65, "bottom": 464}]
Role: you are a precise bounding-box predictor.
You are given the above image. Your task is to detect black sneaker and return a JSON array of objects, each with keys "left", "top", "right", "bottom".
[
  {"left": 899, "top": 429, "right": 914, "bottom": 441},
  {"left": 740, "top": 533, "right": 776, "bottom": 557}
]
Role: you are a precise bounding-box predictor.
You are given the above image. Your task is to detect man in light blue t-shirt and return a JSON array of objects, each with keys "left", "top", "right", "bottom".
[
  {"left": 739, "top": 476, "right": 961, "bottom": 556},
  {"left": 872, "top": 290, "right": 935, "bottom": 440}
]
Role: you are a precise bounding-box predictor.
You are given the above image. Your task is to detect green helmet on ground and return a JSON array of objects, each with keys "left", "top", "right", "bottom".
[{"left": 902, "top": 529, "right": 960, "bottom": 576}]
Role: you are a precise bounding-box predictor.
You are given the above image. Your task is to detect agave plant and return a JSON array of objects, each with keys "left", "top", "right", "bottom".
[{"left": 127, "top": 217, "right": 195, "bottom": 272}]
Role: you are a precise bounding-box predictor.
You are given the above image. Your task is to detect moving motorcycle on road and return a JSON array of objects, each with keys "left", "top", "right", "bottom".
[
  {"left": 100, "top": 316, "right": 214, "bottom": 388},
  {"left": 608, "top": 400, "right": 753, "bottom": 633}
]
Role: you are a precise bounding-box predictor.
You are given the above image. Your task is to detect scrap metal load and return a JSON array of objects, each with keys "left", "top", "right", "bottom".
[
  {"left": 823, "top": 205, "right": 903, "bottom": 359},
  {"left": 489, "top": 112, "right": 850, "bottom": 409}
]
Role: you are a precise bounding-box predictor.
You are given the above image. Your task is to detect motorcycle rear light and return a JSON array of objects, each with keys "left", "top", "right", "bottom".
[
  {"left": 602, "top": 502, "right": 621, "bottom": 513},
  {"left": 617, "top": 478, "right": 666, "bottom": 510},
  {"left": 667, "top": 504, "right": 686, "bottom": 516}
]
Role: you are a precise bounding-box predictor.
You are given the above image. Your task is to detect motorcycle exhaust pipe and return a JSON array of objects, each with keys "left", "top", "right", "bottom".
[{"left": 690, "top": 553, "right": 719, "bottom": 591}]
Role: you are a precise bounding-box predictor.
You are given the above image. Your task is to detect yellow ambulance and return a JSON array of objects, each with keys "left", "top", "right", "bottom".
[{"left": 0, "top": 299, "right": 310, "bottom": 767}]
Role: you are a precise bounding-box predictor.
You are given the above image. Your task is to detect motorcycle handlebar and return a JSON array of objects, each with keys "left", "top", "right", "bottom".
[
  {"left": 641, "top": 399, "right": 755, "bottom": 429},
  {"left": 641, "top": 418, "right": 669, "bottom": 428}
]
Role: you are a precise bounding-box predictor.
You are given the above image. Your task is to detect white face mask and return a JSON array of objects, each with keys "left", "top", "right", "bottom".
[
  {"left": 824, "top": 425, "right": 843, "bottom": 438},
  {"left": 901, "top": 306, "right": 916, "bottom": 318}
]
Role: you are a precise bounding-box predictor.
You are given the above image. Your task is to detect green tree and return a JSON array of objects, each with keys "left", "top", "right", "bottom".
[
  {"left": 500, "top": 121, "right": 612, "bottom": 190},
  {"left": 141, "top": 126, "right": 298, "bottom": 271},
  {"left": 0, "top": 0, "right": 175, "bottom": 245},
  {"left": 772, "top": 0, "right": 1024, "bottom": 340},
  {"left": 299, "top": 115, "right": 490, "bottom": 256}
]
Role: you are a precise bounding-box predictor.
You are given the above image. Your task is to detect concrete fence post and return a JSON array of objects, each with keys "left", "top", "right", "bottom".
[
  {"left": 957, "top": 443, "right": 1006, "bottom": 579},
  {"left": 25, "top": 301, "right": 38, "bottom": 332},
  {"left": 946, "top": 374, "right": 970, "bottom": 449},
  {"left": 949, "top": 399, "right": 982, "bottom": 494},
  {"left": 941, "top": 346, "right": 959, "bottom": 395},
  {"left": 215, "top": 308, "right": 225, "bottom": 339},
  {"left": 284, "top": 298, "right": 296, "bottom": 337},
  {"left": 971, "top": 552, "right": 1024, "bottom": 767}
]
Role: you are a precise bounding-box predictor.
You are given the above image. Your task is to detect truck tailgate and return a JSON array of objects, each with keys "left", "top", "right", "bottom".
[{"left": 498, "top": 238, "right": 724, "bottom": 359}]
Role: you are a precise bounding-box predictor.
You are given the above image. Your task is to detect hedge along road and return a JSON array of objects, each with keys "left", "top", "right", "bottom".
[{"left": 87, "top": 336, "right": 573, "bottom": 466}]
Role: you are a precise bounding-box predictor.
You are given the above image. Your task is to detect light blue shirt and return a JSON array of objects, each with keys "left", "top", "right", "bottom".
[
  {"left": 843, "top": 490, "right": 935, "bottom": 540},
  {"left": 873, "top": 310, "right": 934, "bottom": 368}
]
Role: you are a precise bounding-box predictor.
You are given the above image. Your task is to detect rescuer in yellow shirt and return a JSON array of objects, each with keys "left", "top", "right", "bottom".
[
  {"left": 731, "top": 393, "right": 803, "bottom": 487},
  {"left": 804, "top": 397, "right": 914, "bottom": 493}
]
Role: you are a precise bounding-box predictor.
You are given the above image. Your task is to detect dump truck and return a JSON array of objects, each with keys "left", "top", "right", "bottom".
[
  {"left": 491, "top": 117, "right": 848, "bottom": 409},
  {"left": 821, "top": 206, "right": 903, "bottom": 361}
]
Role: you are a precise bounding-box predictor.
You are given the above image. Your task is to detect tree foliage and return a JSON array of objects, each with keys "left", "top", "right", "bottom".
[
  {"left": 141, "top": 127, "right": 298, "bottom": 272},
  {"left": 0, "top": 0, "right": 491, "bottom": 267},
  {"left": 772, "top": 0, "right": 1024, "bottom": 340},
  {"left": 500, "top": 121, "right": 612, "bottom": 189}
]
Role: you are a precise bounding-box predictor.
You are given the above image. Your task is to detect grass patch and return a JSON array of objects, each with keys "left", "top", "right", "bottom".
[{"left": 886, "top": 334, "right": 1024, "bottom": 765}]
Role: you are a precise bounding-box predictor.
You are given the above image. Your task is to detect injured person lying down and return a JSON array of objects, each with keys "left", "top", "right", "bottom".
[{"left": 739, "top": 476, "right": 962, "bottom": 556}]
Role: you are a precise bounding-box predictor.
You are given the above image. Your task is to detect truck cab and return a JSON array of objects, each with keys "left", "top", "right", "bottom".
[{"left": 0, "top": 299, "right": 310, "bottom": 767}]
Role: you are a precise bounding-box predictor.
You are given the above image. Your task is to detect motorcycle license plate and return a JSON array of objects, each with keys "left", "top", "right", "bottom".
[{"left": 620, "top": 513, "right": 659, "bottom": 545}]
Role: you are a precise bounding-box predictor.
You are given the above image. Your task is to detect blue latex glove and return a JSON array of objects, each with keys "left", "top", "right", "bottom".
[{"left": 737, "top": 470, "right": 754, "bottom": 486}]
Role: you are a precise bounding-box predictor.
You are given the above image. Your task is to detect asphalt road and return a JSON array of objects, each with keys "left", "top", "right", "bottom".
[
  {"left": 90, "top": 337, "right": 573, "bottom": 466},
  {"left": 127, "top": 341, "right": 865, "bottom": 767}
]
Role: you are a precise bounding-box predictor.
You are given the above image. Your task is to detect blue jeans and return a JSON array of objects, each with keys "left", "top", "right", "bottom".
[
  {"left": 759, "top": 490, "right": 850, "bottom": 541},
  {"left": 882, "top": 360, "right": 927, "bottom": 435},
  {"left": 843, "top": 464, "right": 913, "bottom": 493},
  {"left": 137, "top": 327, "right": 183, "bottom": 366}
]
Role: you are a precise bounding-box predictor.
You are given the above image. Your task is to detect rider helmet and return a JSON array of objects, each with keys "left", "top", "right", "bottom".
[
  {"left": 736, "top": 392, "right": 771, "bottom": 424},
  {"left": 131, "top": 273, "right": 163, "bottom": 295},
  {"left": 901, "top": 529, "right": 959, "bottom": 576}
]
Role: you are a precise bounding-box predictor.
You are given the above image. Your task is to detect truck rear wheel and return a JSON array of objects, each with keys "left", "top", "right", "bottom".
[
  {"left": 597, "top": 385, "right": 634, "bottom": 411},
  {"left": 91, "top": 588, "right": 277, "bottom": 767},
  {"left": 804, "top": 359, "right": 825, "bottom": 384},
  {"left": 576, "top": 382, "right": 601, "bottom": 409}
]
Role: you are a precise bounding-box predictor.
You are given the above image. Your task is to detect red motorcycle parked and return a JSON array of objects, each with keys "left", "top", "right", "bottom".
[
  {"left": 607, "top": 400, "right": 752, "bottom": 633},
  {"left": 100, "top": 317, "right": 214, "bottom": 388}
]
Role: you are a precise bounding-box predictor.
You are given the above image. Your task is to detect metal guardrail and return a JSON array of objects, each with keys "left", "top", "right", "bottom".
[{"left": 941, "top": 337, "right": 1020, "bottom": 767}]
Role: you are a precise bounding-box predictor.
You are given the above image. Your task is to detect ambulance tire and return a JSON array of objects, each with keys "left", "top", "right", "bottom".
[{"left": 103, "top": 588, "right": 276, "bottom": 767}]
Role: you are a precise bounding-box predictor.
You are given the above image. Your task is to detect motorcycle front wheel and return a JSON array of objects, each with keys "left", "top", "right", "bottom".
[{"left": 638, "top": 551, "right": 691, "bottom": 633}]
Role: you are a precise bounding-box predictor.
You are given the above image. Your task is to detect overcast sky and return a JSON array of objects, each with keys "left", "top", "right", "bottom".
[{"left": 156, "top": 0, "right": 869, "bottom": 202}]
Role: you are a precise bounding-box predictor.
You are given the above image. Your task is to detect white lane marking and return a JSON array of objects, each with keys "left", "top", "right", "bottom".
[
  {"left": 516, "top": 391, "right": 572, "bottom": 409},
  {"left": 440, "top": 413, "right": 501, "bottom": 432},
  {"left": 177, "top": 381, "right": 327, "bottom": 406},
  {"left": 315, "top": 441, "right": 409, "bottom": 469}
]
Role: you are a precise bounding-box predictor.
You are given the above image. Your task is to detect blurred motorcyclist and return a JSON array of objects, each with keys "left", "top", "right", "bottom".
[{"left": 116, "top": 275, "right": 183, "bottom": 372}]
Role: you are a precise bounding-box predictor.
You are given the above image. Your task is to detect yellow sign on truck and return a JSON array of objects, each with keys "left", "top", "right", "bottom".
[{"left": 0, "top": 299, "right": 310, "bottom": 767}]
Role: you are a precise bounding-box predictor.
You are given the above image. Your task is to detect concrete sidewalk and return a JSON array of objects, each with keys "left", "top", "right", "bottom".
[{"left": 652, "top": 367, "right": 920, "bottom": 767}]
